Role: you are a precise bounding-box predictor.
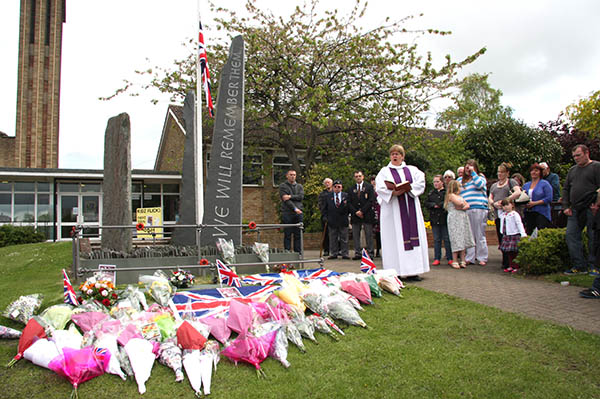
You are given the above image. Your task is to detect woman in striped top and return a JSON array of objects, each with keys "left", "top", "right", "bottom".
[{"left": 458, "top": 159, "right": 489, "bottom": 266}]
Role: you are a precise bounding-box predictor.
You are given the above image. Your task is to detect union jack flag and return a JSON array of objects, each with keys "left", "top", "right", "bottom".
[
  {"left": 241, "top": 268, "right": 341, "bottom": 286},
  {"left": 216, "top": 259, "right": 241, "bottom": 287},
  {"left": 62, "top": 269, "right": 80, "bottom": 306},
  {"left": 93, "top": 346, "right": 110, "bottom": 362},
  {"left": 198, "top": 20, "right": 214, "bottom": 117},
  {"left": 172, "top": 285, "right": 278, "bottom": 318},
  {"left": 360, "top": 249, "right": 377, "bottom": 274}
]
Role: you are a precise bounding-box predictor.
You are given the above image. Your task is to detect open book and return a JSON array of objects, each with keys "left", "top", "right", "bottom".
[{"left": 384, "top": 180, "right": 410, "bottom": 192}]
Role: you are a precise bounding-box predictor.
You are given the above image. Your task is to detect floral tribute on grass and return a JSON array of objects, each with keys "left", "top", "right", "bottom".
[
  {"left": 169, "top": 270, "right": 195, "bottom": 289},
  {"left": 2, "top": 251, "right": 405, "bottom": 397},
  {"left": 78, "top": 276, "right": 118, "bottom": 308}
]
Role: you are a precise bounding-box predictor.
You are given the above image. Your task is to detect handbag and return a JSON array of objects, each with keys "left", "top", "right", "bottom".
[{"left": 513, "top": 190, "right": 530, "bottom": 203}]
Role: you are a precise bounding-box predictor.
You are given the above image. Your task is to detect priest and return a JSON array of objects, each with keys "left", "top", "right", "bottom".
[{"left": 375, "top": 144, "right": 429, "bottom": 281}]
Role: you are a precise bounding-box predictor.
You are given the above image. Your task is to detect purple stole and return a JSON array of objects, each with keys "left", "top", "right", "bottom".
[{"left": 389, "top": 167, "right": 420, "bottom": 251}]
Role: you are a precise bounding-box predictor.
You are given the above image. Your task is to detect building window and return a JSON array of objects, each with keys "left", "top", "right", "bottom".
[
  {"left": 14, "top": 194, "right": 35, "bottom": 222},
  {"left": 272, "top": 155, "right": 305, "bottom": 187},
  {"left": 243, "top": 155, "right": 263, "bottom": 186},
  {"left": 0, "top": 193, "right": 11, "bottom": 222}
]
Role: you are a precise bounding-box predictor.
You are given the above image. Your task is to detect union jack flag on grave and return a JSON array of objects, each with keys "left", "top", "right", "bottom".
[
  {"left": 216, "top": 259, "right": 241, "bottom": 287},
  {"left": 198, "top": 20, "right": 214, "bottom": 117},
  {"left": 62, "top": 269, "right": 80, "bottom": 306},
  {"left": 241, "top": 268, "right": 341, "bottom": 286},
  {"left": 172, "top": 285, "right": 279, "bottom": 318},
  {"left": 360, "top": 248, "right": 377, "bottom": 275}
]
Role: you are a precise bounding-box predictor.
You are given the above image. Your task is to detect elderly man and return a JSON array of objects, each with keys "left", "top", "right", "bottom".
[
  {"left": 318, "top": 178, "right": 333, "bottom": 256},
  {"left": 540, "top": 162, "right": 561, "bottom": 202},
  {"left": 323, "top": 180, "right": 350, "bottom": 259},
  {"left": 456, "top": 166, "right": 464, "bottom": 179},
  {"left": 279, "top": 169, "right": 304, "bottom": 254},
  {"left": 563, "top": 145, "right": 600, "bottom": 276}
]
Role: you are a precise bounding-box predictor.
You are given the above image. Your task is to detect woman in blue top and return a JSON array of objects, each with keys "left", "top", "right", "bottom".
[
  {"left": 522, "top": 163, "right": 553, "bottom": 235},
  {"left": 458, "top": 159, "right": 489, "bottom": 266}
]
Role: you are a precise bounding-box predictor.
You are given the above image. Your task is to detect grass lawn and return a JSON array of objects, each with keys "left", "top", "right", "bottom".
[
  {"left": 0, "top": 242, "right": 599, "bottom": 398},
  {"left": 543, "top": 272, "right": 596, "bottom": 288}
]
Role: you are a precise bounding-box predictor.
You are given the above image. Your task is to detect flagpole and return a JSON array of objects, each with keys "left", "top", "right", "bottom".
[{"left": 195, "top": 0, "right": 205, "bottom": 228}]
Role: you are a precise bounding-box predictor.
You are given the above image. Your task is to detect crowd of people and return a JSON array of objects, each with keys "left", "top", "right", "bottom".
[{"left": 279, "top": 144, "right": 600, "bottom": 297}]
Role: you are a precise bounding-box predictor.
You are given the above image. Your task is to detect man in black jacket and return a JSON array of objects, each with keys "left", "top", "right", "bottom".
[
  {"left": 323, "top": 180, "right": 350, "bottom": 259},
  {"left": 279, "top": 169, "right": 304, "bottom": 254},
  {"left": 318, "top": 178, "right": 333, "bottom": 256},
  {"left": 347, "top": 171, "right": 375, "bottom": 259}
]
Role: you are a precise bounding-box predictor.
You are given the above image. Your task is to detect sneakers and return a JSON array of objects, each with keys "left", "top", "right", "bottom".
[
  {"left": 447, "top": 260, "right": 453, "bottom": 266},
  {"left": 579, "top": 288, "right": 600, "bottom": 299},
  {"left": 432, "top": 260, "right": 440, "bottom": 266},
  {"left": 564, "top": 267, "right": 588, "bottom": 275},
  {"left": 503, "top": 267, "right": 514, "bottom": 273},
  {"left": 589, "top": 268, "right": 600, "bottom": 276}
]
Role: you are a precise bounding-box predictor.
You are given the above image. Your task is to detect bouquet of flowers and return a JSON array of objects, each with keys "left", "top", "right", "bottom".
[
  {"left": 79, "top": 275, "right": 118, "bottom": 308},
  {"left": 169, "top": 270, "right": 195, "bottom": 289},
  {"left": 216, "top": 238, "right": 236, "bottom": 264},
  {"left": 252, "top": 242, "right": 269, "bottom": 264},
  {"left": 3, "top": 293, "right": 43, "bottom": 324}
]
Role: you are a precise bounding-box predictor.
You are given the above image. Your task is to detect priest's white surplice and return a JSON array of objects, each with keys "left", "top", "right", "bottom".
[{"left": 375, "top": 162, "right": 430, "bottom": 277}]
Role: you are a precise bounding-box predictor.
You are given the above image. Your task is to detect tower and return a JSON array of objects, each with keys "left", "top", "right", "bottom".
[{"left": 14, "top": 0, "right": 66, "bottom": 168}]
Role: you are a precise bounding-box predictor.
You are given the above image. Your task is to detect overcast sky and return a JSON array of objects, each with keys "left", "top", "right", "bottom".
[{"left": 0, "top": 0, "right": 598, "bottom": 169}]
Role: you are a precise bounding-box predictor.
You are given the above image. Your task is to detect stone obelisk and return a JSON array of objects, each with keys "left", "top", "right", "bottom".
[
  {"left": 201, "top": 35, "right": 245, "bottom": 246},
  {"left": 101, "top": 113, "right": 132, "bottom": 252}
]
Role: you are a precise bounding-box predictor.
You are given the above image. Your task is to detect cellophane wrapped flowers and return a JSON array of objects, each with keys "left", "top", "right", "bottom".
[
  {"left": 216, "top": 238, "right": 236, "bottom": 264},
  {"left": 79, "top": 275, "right": 118, "bottom": 308},
  {"left": 252, "top": 242, "right": 269, "bottom": 264},
  {"left": 3, "top": 294, "right": 44, "bottom": 324},
  {"left": 169, "top": 270, "right": 195, "bottom": 289}
]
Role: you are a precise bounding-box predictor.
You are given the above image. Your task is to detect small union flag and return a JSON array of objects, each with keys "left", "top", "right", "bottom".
[
  {"left": 216, "top": 259, "right": 241, "bottom": 288},
  {"left": 360, "top": 248, "right": 377, "bottom": 275},
  {"left": 62, "top": 269, "right": 80, "bottom": 306}
]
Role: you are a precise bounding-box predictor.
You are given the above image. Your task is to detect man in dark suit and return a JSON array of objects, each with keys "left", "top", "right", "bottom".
[
  {"left": 322, "top": 180, "right": 350, "bottom": 259},
  {"left": 347, "top": 170, "right": 375, "bottom": 259},
  {"left": 317, "top": 178, "right": 333, "bottom": 256}
]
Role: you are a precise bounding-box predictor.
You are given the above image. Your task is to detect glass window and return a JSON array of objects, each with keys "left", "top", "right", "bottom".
[
  {"left": 14, "top": 194, "right": 35, "bottom": 222},
  {"left": 143, "top": 194, "right": 161, "bottom": 208},
  {"left": 163, "top": 195, "right": 179, "bottom": 222},
  {"left": 37, "top": 182, "right": 50, "bottom": 192},
  {"left": 59, "top": 183, "right": 79, "bottom": 193},
  {"left": 243, "top": 155, "right": 263, "bottom": 186},
  {"left": 0, "top": 193, "right": 11, "bottom": 222},
  {"left": 37, "top": 194, "right": 52, "bottom": 222},
  {"left": 144, "top": 184, "right": 161, "bottom": 193},
  {"left": 36, "top": 224, "right": 53, "bottom": 240},
  {"left": 82, "top": 227, "right": 99, "bottom": 238},
  {"left": 14, "top": 182, "right": 35, "bottom": 192},
  {"left": 61, "top": 195, "right": 78, "bottom": 223},
  {"left": 132, "top": 193, "right": 142, "bottom": 222},
  {"left": 61, "top": 226, "right": 75, "bottom": 239},
  {"left": 0, "top": 182, "right": 12, "bottom": 192},
  {"left": 81, "top": 183, "right": 101, "bottom": 193},
  {"left": 163, "top": 184, "right": 180, "bottom": 194},
  {"left": 132, "top": 183, "right": 142, "bottom": 193},
  {"left": 82, "top": 196, "right": 99, "bottom": 223}
]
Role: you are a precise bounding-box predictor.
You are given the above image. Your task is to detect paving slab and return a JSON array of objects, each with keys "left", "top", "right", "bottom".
[{"left": 308, "top": 247, "right": 600, "bottom": 335}]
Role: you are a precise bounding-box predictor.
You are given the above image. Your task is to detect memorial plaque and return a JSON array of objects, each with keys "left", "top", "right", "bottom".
[{"left": 201, "top": 35, "right": 245, "bottom": 246}]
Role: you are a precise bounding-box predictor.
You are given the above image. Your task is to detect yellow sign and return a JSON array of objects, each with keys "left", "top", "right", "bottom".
[{"left": 136, "top": 207, "right": 163, "bottom": 238}]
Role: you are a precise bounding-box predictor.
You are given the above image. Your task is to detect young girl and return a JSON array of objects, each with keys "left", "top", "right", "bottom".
[
  {"left": 444, "top": 180, "right": 475, "bottom": 269},
  {"left": 499, "top": 198, "right": 527, "bottom": 273}
]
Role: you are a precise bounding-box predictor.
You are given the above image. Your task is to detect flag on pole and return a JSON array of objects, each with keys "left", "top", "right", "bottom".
[
  {"left": 198, "top": 20, "right": 214, "bottom": 117},
  {"left": 216, "top": 259, "right": 241, "bottom": 287},
  {"left": 62, "top": 269, "right": 80, "bottom": 306},
  {"left": 360, "top": 248, "right": 377, "bottom": 274}
]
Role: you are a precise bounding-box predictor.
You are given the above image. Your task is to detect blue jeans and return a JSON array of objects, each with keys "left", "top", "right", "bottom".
[
  {"left": 282, "top": 213, "right": 303, "bottom": 254},
  {"left": 565, "top": 208, "right": 596, "bottom": 271},
  {"left": 432, "top": 224, "right": 452, "bottom": 261}
]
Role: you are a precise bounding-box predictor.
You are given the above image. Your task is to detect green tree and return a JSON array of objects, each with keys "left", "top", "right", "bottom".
[
  {"left": 436, "top": 73, "right": 512, "bottom": 132},
  {"left": 566, "top": 90, "right": 600, "bottom": 137},
  {"left": 461, "top": 116, "right": 562, "bottom": 177},
  {"left": 104, "top": 0, "right": 485, "bottom": 178}
]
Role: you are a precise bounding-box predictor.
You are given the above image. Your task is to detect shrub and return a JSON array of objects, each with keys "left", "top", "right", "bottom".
[
  {"left": 0, "top": 224, "right": 47, "bottom": 247},
  {"left": 515, "top": 228, "right": 571, "bottom": 275}
]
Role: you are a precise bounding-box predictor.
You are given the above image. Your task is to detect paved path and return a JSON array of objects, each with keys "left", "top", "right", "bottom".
[{"left": 308, "top": 247, "right": 600, "bottom": 335}]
